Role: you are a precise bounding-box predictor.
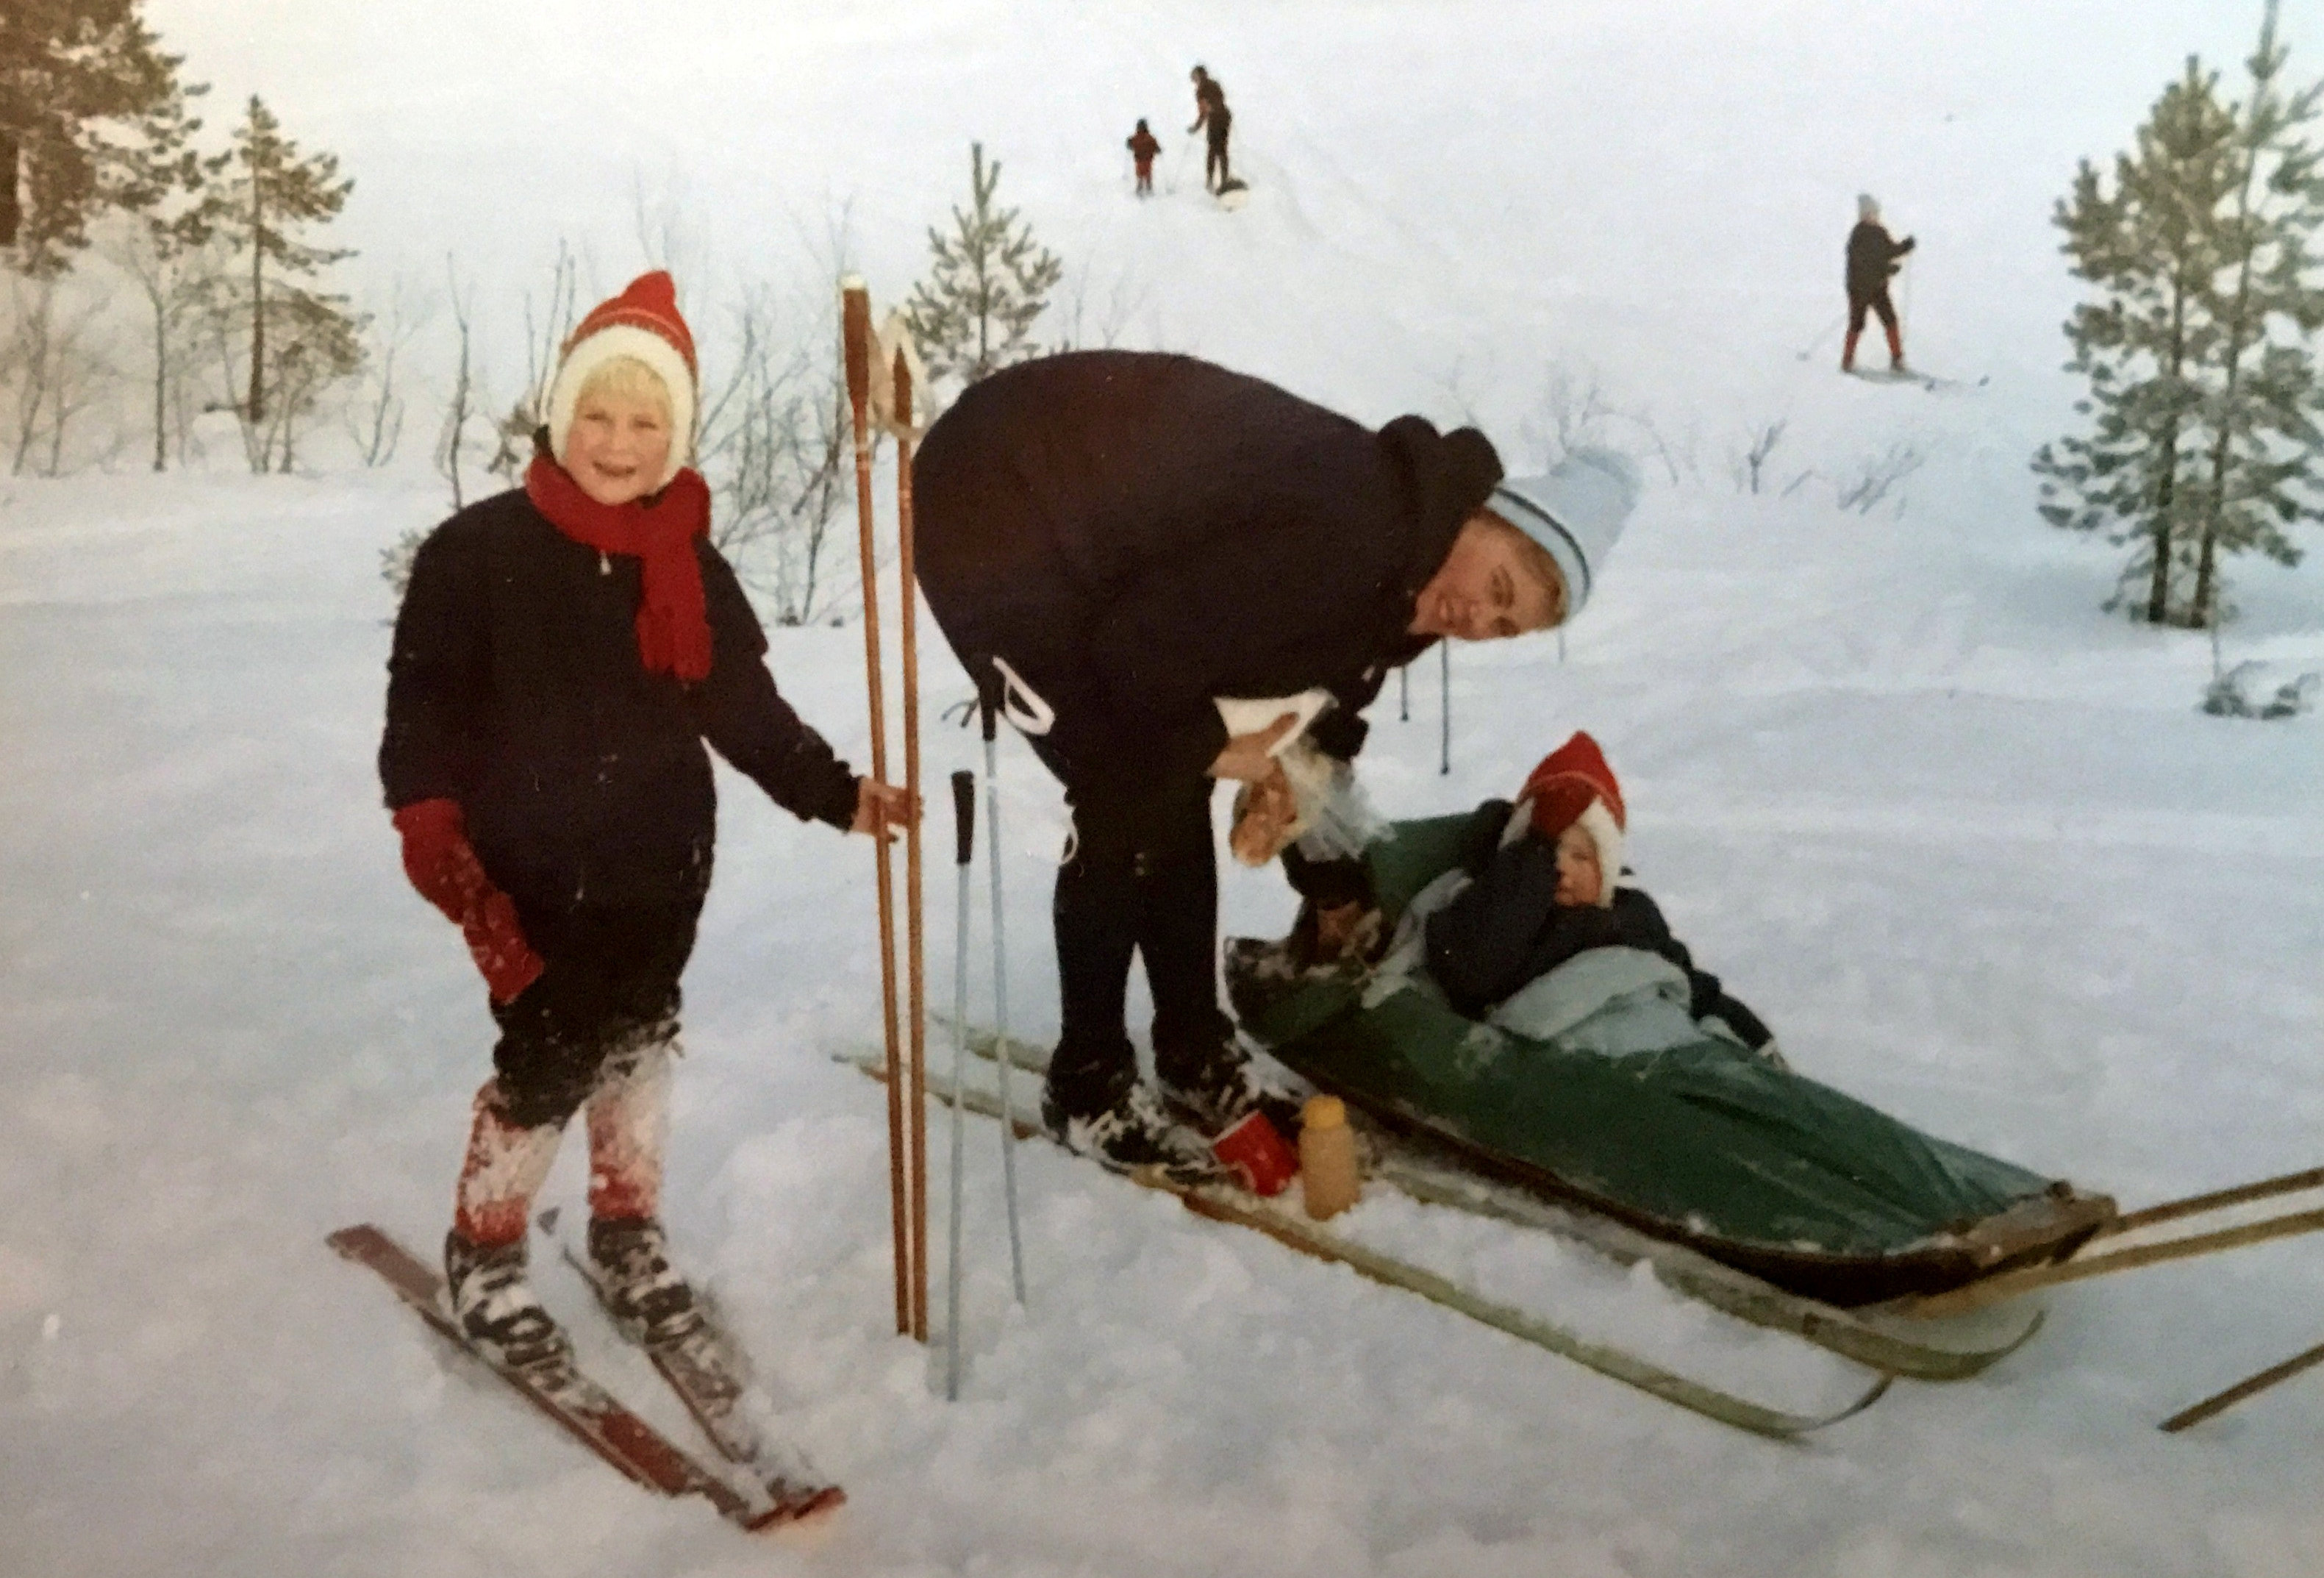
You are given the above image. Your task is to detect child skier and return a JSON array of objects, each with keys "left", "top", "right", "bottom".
[
  {"left": 379, "top": 269, "right": 912, "bottom": 1371},
  {"left": 1419, "top": 732, "right": 1776, "bottom": 1055},
  {"left": 1127, "top": 118, "right": 1161, "bottom": 195}
]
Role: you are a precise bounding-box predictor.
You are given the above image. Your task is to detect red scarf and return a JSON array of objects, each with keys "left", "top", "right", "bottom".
[{"left": 526, "top": 456, "right": 715, "bottom": 683}]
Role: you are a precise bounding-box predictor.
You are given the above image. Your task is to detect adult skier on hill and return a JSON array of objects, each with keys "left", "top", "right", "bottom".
[
  {"left": 379, "top": 271, "right": 912, "bottom": 1371},
  {"left": 1842, "top": 193, "right": 1916, "bottom": 374},
  {"left": 1190, "top": 65, "right": 1234, "bottom": 193},
  {"left": 911, "top": 351, "right": 1634, "bottom": 1173}
]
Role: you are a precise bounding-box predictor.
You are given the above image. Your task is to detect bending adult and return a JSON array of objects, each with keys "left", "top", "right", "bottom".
[{"left": 912, "top": 351, "right": 1634, "bottom": 1172}]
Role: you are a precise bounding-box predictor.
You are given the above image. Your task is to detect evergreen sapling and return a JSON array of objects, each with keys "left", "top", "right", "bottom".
[
  {"left": 904, "top": 143, "right": 1063, "bottom": 390},
  {"left": 2034, "top": 1, "right": 2324, "bottom": 629}
]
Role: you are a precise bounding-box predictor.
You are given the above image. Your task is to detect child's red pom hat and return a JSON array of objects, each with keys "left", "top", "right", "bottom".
[
  {"left": 545, "top": 271, "right": 699, "bottom": 490},
  {"left": 1519, "top": 731, "right": 1625, "bottom": 905}
]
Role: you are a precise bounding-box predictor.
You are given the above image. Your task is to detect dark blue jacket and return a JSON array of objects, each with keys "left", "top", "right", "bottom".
[
  {"left": 380, "top": 489, "right": 858, "bottom": 913},
  {"left": 1846, "top": 220, "right": 1914, "bottom": 299},
  {"left": 1423, "top": 801, "right": 1772, "bottom": 1048},
  {"left": 912, "top": 351, "right": 1502, "bottom": 803}
]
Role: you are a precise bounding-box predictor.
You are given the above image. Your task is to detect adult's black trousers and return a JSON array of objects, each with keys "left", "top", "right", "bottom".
[
  {"left": 1847, "top": 288, "right": 1900, "bottom": 337},
  {"left": 1037, "top": 750, "right": 1233, "bottom": 1121}
]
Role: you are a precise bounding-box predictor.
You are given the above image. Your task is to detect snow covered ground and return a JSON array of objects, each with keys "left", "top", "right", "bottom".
[{"left": 7, "top": 1, "right": 2324, "bottom": 1574}]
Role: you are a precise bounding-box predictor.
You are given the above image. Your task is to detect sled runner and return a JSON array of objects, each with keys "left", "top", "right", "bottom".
[
  {"left": 844, "top": 1045, "right": 1895, "bottom": 1438},
  {"left": 926, "top": 1022, "right": 2052, "bottom": 1382}
]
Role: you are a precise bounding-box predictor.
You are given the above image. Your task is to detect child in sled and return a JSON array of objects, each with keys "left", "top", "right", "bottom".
[
  {"left": 1418, "top": 732, "right": 1776, "bottom": 1059},
  {"left": 1127, "top": 118, "right": 1161, "bottom": 195},
  {"left": 379, "top": 270, "right": 912, "bottom": 1371},
  {"left": 1273, "top": 732, "right": 1776, "bottom": 1063}
]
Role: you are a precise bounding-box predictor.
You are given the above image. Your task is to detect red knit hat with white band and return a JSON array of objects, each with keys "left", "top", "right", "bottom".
[
  {"left": 544, "top": 271, "right": 698, "bottom": 492},
  {"left": 1518, "top": 731, "right": 1626, "bottom": 906}
]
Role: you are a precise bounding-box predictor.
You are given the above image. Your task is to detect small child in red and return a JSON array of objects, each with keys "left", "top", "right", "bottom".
[{"left": 1127, "top": 118, "right": 1161, "bottom": 196}]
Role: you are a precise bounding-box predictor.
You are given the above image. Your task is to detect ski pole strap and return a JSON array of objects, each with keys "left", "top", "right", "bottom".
[
  {"left": 989, "top": 654, "right": 1055, "bottom": 737},
  {"left": 951, "top": 771, "right": 975, "bottom": 866}
]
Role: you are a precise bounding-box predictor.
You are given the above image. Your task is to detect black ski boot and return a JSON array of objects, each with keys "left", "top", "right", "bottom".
[
  {"left": 1156, "top": 1035, "right": 1308, "bottom": 1143},
  {"left": 444, "top": 1229, "right": 573, "bottom": 1374},
  {"left": 1043, "top": 1078, "right": 1219, "bottom": 1184},
  {"left": 585, "top": 1216, "right": 706, "bottom": 1348}
]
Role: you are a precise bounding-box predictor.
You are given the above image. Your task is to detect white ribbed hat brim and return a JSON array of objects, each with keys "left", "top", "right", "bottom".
[
  {"left": 545, "top": 323, "right": 698, "bottom": 490},
  {"left": 1488, "top": 446, "right": 1640, "bottom": 620}
]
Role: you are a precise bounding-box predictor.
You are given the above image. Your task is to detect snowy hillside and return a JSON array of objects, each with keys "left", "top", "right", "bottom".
[{"left": 7, "top": 2, "right": 2324, "bottom": 1576}]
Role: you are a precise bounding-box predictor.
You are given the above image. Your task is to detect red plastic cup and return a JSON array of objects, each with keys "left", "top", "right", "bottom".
[{"left": 1211, "top": 1110, "right": 1298, "bottom": 1197}]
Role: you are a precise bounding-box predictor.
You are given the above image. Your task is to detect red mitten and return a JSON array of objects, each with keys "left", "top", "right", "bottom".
[{"left": 392, "top": 798, "right": 546, "bottom": 1004}]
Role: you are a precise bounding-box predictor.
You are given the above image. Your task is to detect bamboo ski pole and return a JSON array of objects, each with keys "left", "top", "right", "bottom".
[
  {"left": 894, "top": 345, "right": 929, "bottom": 1343},
  {"left": 945, "top": 770, "right": 975, "bottom": 1399},
  {"left": 841, "top": 277, "right": 912, "bottom": 1338}
]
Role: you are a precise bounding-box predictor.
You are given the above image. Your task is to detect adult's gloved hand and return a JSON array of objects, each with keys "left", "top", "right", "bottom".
[{"left": 391, "top": 797, "right": 546, "bottom": 1004}]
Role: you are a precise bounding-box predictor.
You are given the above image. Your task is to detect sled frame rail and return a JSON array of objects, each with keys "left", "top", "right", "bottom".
[{"left": 1893, "top": 1165, "right": 2324, "bottom": 1320}]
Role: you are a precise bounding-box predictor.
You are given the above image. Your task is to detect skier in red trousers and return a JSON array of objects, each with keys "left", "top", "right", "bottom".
[{"left": 1843, "top": 193, "right": 1917, "bottom": 374}]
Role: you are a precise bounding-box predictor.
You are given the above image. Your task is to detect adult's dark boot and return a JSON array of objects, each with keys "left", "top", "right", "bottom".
[
  {"left": 1041, "top": 1054, "right": 1217, "bottom": 1183},
  {"left": 1154, "top": 1034, "right": 1309, "bottom": 1143}
]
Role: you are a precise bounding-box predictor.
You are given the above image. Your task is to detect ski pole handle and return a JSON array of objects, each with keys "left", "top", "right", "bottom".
[{"left": 951, "top": 770, "right": 975, "bottom": 867}]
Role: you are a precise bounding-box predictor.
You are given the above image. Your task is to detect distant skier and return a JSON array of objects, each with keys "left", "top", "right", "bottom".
[
  {"left": 912, "top": 351, "right": 1634, "bottom": 1177},
  {"left": 1843, "top": 193, "right": 1915, "bottom": 374},
  {"left": 1127, "top": 118, "right": 1161, "bottom": 196},
  {"left": 1189, "top": 65, "right": 1233, "bottom": 193},
  {"left": 379, "top": 271, "right": 912, "bottom": 1374}
]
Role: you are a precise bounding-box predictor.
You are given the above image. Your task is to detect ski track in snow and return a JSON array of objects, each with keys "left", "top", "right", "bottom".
[{"left": 9, "top": 1, "right": 2324, "bottom": 1574}]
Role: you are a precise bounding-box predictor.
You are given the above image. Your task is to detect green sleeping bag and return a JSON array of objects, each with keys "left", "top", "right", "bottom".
[{"left": 1226, "top": 813, "right": 2113, "bottom": 1306}]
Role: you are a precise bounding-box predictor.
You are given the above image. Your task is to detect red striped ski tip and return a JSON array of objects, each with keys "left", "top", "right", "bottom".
[{"left": 748, "top": 1483, "right": 848, "bottom": 1533}]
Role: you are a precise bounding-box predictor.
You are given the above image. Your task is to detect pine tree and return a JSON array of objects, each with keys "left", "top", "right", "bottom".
[
  {"left": 2186, "top": 0, "right": 2324, "bottom": 625},
  {"left": 1, "top": 0, "right": 183, "bottom": 274},
  {"left": 101, "top": 69, "right": 226, "bottom": 469},
  {"left": 187, "top": 96, "right": 361, "bottom": 471},
  {"left": 904, "top": 143, "right": 1062, "bottom": 387},
  {"left": 2033, "top": 60, "right": 2241, "bottom": 625},
  {"left": 2034, "top": 5, "right": 2324, "bottom": 630}
]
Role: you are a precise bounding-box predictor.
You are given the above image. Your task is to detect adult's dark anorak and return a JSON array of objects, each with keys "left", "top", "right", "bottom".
[
  {"left": 379, "top": 489, "right": 860, "bottom": 915},
  {"left": 912, "top": 351, "right": 1504, "bottom": 807},
  {"left": 1845, "top": 219, "right": 1914, "bottom": 300}
]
